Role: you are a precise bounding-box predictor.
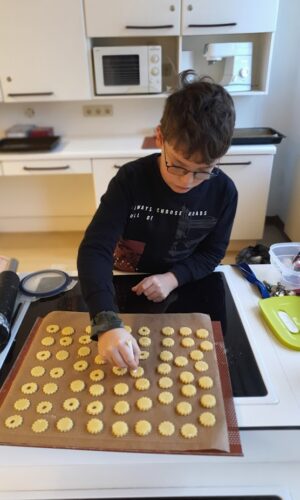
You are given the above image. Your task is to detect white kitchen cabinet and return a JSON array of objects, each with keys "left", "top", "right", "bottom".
[
  {"left": 92, "top": 157, "right": 136, "bottom": 204},
  {"left": 219, "top": 154, "right": 274, "bottom": 239},
  {"left": 2, "top": 159, "right": 92, "bottom": 176},
  {"left": 181, "top": 0, "right": 279, "bottom": 35},
  {"left": 84, "top": 0, "right": 181, "bottom": 37},
  {"left": 0, "top": 0, "right": 91, "bottom": 102}
]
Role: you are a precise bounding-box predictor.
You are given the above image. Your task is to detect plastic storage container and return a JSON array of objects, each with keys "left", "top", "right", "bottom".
[{"left": 269, "top": 242, "right": 300, "bottom": 287}]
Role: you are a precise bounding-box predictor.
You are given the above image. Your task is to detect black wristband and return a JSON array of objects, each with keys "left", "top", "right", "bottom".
[{"left": 90, "top": 310, "right": 124, "bottom": 341}]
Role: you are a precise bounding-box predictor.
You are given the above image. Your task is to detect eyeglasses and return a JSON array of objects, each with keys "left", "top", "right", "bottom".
[{"left": 163, "top": 145, "right": 219, "bottom": 181}]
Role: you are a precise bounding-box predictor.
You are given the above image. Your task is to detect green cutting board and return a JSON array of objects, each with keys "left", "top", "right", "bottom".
[{"left": 259, "top": 296, "right": 300, "bottom": 350}]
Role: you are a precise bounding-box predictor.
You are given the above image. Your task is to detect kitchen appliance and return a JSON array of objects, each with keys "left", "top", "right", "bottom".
[
  {"left": 93, "top": 45, "right": 162, "bottom": 95},
  {"left": 203, "top": 42, "right": 253, "bottom": 92}
]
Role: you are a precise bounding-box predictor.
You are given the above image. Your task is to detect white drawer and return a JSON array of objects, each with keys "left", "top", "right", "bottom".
[{"left": 2, "top": 159, "right": 92, "bottom": 176}]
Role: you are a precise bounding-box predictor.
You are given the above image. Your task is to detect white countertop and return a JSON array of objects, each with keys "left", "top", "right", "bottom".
[
  {"left": 0, "top": 264, "right": 299, "bottom": 500},
  {"left": 0, "top": 136, "right": 277, "bottom": 161}
]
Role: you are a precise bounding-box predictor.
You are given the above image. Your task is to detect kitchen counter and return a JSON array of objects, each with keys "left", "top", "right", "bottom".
[
  {"left": 0, "top": 135, "right": 277, "bottom": 161},
  {"left": 0, "top": 264, "right": 299, "bottom": 500}
]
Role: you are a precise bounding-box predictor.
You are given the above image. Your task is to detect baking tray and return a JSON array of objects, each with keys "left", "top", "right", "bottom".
[
  {"left": 231, "top": 127, "right": 285, "bottom": 145},
  {"left": 0, "top": 136, "right": 61, "bottom": 153}
]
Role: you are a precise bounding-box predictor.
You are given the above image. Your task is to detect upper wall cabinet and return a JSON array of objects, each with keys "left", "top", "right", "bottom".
[
  {"left": 0, "top": 0, "right": 91, "bottom": 102},
  {"left": 84, "top": 0, "right": 181, "bottom": 37},
  {"left": 181, "top": 0, "right": 279, "bottom": 35}
]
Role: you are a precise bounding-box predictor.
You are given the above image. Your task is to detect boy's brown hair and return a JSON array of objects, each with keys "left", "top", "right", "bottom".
[{"left": 160, "top": 74, "right": 236, "bottom": 164}]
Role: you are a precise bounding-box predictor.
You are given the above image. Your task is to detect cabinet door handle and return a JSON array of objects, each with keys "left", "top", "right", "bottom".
[
  {"left": 23, "top": 165, "right": 70, "bottom": 171},
  {"left": 113, "top": 165, "right": 122, "bottom": 169},
  {"left": 218, "top": 161, "right": 252, "bottom": 166},
  {"left": 7, "top": 92, "right": 54, "bottom": 97},
  {"left": 125, "top": 24, "right": 174, "bottom": 29},
  {"left": 188, "top": 23, "right": 237, "bottom": 28}
]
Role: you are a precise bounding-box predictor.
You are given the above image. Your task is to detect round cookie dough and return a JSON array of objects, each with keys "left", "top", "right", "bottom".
[
  {"left": 130, "top": 366, "right": 144, "bottom": 378},
  {"left": 136, "top": 396, "right": 152, "bottom": 411},
  {"left": 79, "top": 335, "right": 92, "bottom": 345},
  {"left": 159, "top": 350, "right": 173, "bottom": 362},
  {"left": 32, "top": 418, "right": 48, "bottom": 433},
  {"left": 194, "top": 360, "right": 209, "bottom": 372},
  {"left": 85, "top": 325, "right": 92, "bottom": 335},
  {"left": 135, "top": 420, "right": 152, "bottom": 436},
  {"left": 36, "top": 401, "right": 52, "bottom": 414},
  {"left": 158, "top": 421, "right": 175, "bottom": 436},
  {"left": 41, "top": 336, "right": 55, "bottom": 347},
  {"left": 161, "top": 337, "right": 175, "bottom": 348},
  {"left": 89, "top": 369, "right": 105, "bottom": 382},
  {"left": 198, "top": 376, "right": 214, "bottom": 389},
  {"left": 138, "top": 326, "right": 151, "bottom": 336},
  {"left": 200, "top": 394, "right": 216, "bottom": 408},
  {"left": 176, "top": 401, "right": 192, "bottom": 416},
  {"left": 21, "top": 382, "right": 38, "bottom": 395},
  {"left": 179, "top": 371, "right": 195, "bottom": 384},
  {"left": 199, "top": 411, "right": 216, "bottom": 427},
  {"left": 30, "top": 365, "right": 45, "bottom": 377},
  {"left": 138, "top": 337, "right": 151, "bottom": 348},
  {"left": 135, "top": 378, "right": 150, "bottom": 391},
  {"left": 56, "top": 417, "right": 73, "bottom": 432},
  {"left": 139, "top": 351, "right": 149, "bottom": 360},
  {"left": 196, "top": 328, "right": 209, "bottom": 339},
  {"left": 5, "top": 415, "right": 23, "bottom": 429},
  {"left": 61, "top": 326, "right": 74, "bottom": 336},
  {"left": 78, "top": 346, "right": 91, "bottom": 357},
  {"left": 174, "top": 356, "right": 188, "bottom": 367},
  {"left": 14, "top": 398, "right": 30, "bottom": 411},
  {"left": 43, "top": 382, "right": 58, "bottom": 395},
  {"left": 157, "top": 363, "right": 171, "bottom": 375},
  {"left": 179, "top": 326, "right": 192, "bottom": 337},
  {"left": 87, "top": 418, "right": 103, "bottom": 434},
  {"left": 190, "top": 350, "right": 204, "bottom": 361},
  {"left": 59, "top": 336, "right": 73, "bottom": 347},
  {"left": 200, "top": 340, "right": 213, "bottom": 352},
  {"left": 181, "top": 337, "right": 195, "bottom": 348},
  {"left": 94, "top": 354, "right": 106, "bottom": 365},
  {"left": 70, "top": 379, "right": 85, "bottom": 393},
  {"left": 56, "top": 350, "right": 69, "bottom": 361},
  {"left": 114, "top": 383, "right": 129, "bottom": 396},
  {"left": 181, "top": 423, "right": 198, "bottom": 438},
  {"left": 113, "top": 400, "right": 130, "bottom": 415},
  {"left": 181, "top": 384, "right": 197, "bottom": 397},
  {"left": 158, "top": 391, "right": 174, "bottom": 405},
  {"left": 63, "top": 397, "right": 80, "bottom": 411},
  {"left": 161, "top": 326, "right": 175, "bottom": 336},
  {"left": 36, "top": 350, "right": 51, "bottom": 361},
  {"left": 73, "top": 360, "right": 88, "bottom": 371},
  {"left": 158, "top": 376, "right": 173, "bottom": 389},
  {"left": 112, "top": 421, "right": 128, "bottom": 437},
  {"left": 124, "top": 325, "right": 132, "bottom": 333},
  {"left": 46, "top": 324, "right": 59, "bottom": 334},
  {"left": 113, "top": 366, "right": 128, "bottom": 376},
  {"left": 89, "top": 384, "right": 104, "bottom": 396},
  {"left": 49, "top": 367, "right": 64, "bottom": 379},
  {"left": 86, "top": 400, "right": 104, "bottom": 415}
]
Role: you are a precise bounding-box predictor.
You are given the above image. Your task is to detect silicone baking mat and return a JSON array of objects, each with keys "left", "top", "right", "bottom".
[{"left": 0, "top": 311, "right": 242, "bottom": 455}]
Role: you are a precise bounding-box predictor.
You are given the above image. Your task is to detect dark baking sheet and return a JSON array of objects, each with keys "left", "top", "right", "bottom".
[
  {"left": 231, "top": 127, "right": 285, "bottom": 145},
  {"left": 0, "top": 136, "right": 61, "bottom": 153}
]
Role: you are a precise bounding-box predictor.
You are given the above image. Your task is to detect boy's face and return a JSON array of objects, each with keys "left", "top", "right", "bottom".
[{"left": 159, "top": 140, "right": 217, "bottom": 194}]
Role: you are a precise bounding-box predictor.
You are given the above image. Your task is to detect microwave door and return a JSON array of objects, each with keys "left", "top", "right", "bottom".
[{"left": 94, "top": 49, "right": 149, "bottom": 95}]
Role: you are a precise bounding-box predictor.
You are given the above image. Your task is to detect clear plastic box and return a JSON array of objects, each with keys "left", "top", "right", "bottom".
[{"left": 269, "top": 242, "right": 300, "bottom": 287}]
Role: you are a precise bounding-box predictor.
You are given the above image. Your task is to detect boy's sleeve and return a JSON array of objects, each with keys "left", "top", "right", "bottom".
[
  {"left": 169, "top": 186, "right": 238, "bottom": 286},
  {"left": 77, "top": 168, "right": 131, "bottom": 319}
]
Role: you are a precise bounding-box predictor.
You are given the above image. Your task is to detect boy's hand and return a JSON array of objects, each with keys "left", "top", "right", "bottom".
[
  {"left": 132, "top": 272, "right": 178, "bottom": 302},
  {"left": 98, "top": 328, "right": 140, "bottom": 369}
]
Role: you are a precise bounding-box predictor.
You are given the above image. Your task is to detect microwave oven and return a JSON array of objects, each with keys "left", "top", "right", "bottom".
[{"left": 93, "top": 45, "right": 162, "bottom": 95}]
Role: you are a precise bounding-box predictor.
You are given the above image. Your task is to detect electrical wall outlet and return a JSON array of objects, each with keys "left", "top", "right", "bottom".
[{"left": 82, "top": 105, "right": 113, "bottom": 117}]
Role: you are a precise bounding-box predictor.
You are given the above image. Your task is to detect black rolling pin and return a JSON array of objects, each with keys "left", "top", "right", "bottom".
[{"left": 0, "top": 270, "right": 20, "bottom": 352}]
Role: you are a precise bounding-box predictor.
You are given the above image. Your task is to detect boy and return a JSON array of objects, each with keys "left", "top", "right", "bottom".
[{"left": 77, "top": 77, "right": 237, "bottom": 370}]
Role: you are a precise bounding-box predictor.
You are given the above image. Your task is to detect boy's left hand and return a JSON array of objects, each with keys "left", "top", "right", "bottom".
[{"left": 132, "top": 272, "right": 178, "bottom": 302}]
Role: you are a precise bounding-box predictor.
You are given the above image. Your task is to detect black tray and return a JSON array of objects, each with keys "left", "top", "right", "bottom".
[
  {"left": 0, "top": 136, "right": 61, "bottom": 153},
  {"left": 231, "top": 127, "right": 285, "bottom": 145}
]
